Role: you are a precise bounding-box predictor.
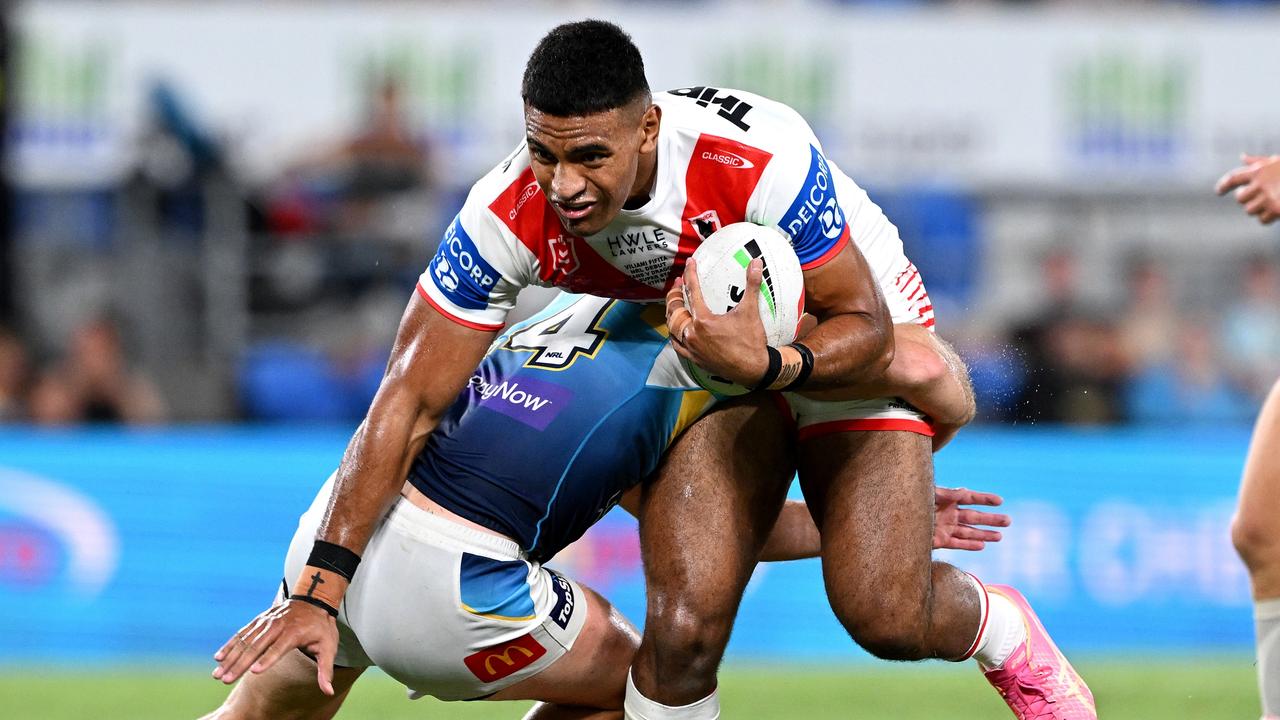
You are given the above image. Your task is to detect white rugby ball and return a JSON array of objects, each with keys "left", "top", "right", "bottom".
[{"left": 680, "top": 222, "right": 805, "bottom": 396}]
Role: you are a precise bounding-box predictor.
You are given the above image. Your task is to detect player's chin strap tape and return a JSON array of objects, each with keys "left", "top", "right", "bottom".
[
  {"left": 289, "top": 593, "right": 339, "bottom": 618},
  {"left": 306, "top": 540, "right": 361, "bottom": 582},
  {"left": 753, "top": 346, "right": 784, "bottom": 392},
  {"left": 783, "top": 342, "right": 815, "bottom": 390}
]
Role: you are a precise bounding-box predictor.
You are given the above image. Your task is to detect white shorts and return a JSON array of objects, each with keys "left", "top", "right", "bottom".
[{"left": 282, "top": 477, "right": 588, "bottom": 701}]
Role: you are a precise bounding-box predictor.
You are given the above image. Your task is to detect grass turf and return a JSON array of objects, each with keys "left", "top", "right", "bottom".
[{"left": 0, "top": 659, "right": 1258, "bottom": 719}]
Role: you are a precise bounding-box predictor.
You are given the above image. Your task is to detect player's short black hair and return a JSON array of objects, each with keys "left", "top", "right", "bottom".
[{"left": 522, "top": 20, "right": 651, "bottom": 117}]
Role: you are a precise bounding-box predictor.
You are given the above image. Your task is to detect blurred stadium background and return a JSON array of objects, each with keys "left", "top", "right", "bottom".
[{"left": 1, "top": 1, "right": 1278, "bottom": 718}]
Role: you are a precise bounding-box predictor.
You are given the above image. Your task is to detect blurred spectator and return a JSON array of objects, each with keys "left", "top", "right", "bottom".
[
  {"left": 1221, "top": 254, "right": 1280, "bottom": 401},
  {"left": 1116, "top": 255, "right": 1179, "bottom": 373},
  {"left": 0, "top": 326, "right": 29, "bottom": 422},
  {"left": 1007, "top": 248, "right": 1129, "bottom": 424},
  {"left": 29, "top": 318, "right": 167, "bottom": 426},
  {"left": 1128, "top": 319, "right": 1254, "bottom": 426}
]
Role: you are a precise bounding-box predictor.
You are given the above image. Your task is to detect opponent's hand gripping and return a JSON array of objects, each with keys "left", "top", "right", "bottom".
[{"left": 212, "top": 598, "right": 339, "bottom": 695}]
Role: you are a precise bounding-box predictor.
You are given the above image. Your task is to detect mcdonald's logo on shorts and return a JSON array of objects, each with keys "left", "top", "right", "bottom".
[{"left": 463, "top": 633, "right": 547, "bottom": 683}]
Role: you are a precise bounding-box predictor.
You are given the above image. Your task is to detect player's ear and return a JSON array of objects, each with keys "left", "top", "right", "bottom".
[{"left": 638, "top": 103, "right": 661, "bottom": 154}]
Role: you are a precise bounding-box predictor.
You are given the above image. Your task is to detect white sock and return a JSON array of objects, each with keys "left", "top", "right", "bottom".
[
  {"left": 1257, "top": 597, "right": 1280, "bottom": 718},
  {"left": 961, "top": 576, "right": 1027, "bottom": 669},
  {"left": 624, "top": 669, "right": 720, "bottom": 720}
]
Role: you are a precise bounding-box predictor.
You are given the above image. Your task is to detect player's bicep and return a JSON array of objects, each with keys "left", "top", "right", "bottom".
[
  {"left": 801, "top": 242, "right": 890, "bottom": 323},
  {"left": 375, "top": 291, "right": 497, "bottom": 430}
]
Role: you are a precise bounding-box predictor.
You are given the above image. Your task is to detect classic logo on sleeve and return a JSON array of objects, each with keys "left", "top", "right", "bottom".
[
  {"left": 428, "top": 216, "right": 501, "bottom": 311},
  {"left": 780, "top": 145, "right": 846, "bottom": 265},
  {"left": 463, "top": 633, "right": 547, "bottom": 683}
]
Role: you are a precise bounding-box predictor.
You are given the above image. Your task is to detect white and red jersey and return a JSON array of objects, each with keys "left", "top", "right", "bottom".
[{"left": 418, "top": 87, "right": 932, "bottom": 332}]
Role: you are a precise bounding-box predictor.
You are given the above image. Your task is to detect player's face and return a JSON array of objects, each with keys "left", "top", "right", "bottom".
[{"left": 525, "top": 100, "right": 660, "bottom": 236}]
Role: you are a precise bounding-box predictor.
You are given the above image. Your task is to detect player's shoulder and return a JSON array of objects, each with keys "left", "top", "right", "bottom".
[{"left": 655, "top": 87, "right": 820, "bottom": 156}]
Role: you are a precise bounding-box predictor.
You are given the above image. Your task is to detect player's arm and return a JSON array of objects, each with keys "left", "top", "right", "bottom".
[
  {"left": 212, "top": 297, "right": 495, "bottom": 693},
  {"left": 668, "top": 243, "right": 891, "bottom": 391},
  {"left": 802, "top": 323, "right": 976, "bottom": 451}
]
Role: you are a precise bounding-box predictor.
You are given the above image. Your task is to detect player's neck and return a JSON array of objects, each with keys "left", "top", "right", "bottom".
[{"left": 623, "top": 148, "right": 658, "bottom": 210}]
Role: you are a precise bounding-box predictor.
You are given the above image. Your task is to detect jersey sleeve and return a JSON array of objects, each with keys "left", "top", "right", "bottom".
[
  {"left": 417, "top": 190, "right": 532, "bottom": 331},
  {"left": 750, "top": 141, "right": 851, "bottom": 271}
]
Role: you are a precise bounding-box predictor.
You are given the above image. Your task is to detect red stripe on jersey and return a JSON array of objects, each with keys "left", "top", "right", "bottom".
[
  {"left": 800, "top": 225, "right": 850, "bottom": 271},
  {"left": 416, "top": 283, "right": 505, "bottom": 332},
  {"left": 489, "top": 167, "right": 659, "bottom": 299},
  {"left": 798, "top": 417, "right": 935, "bottom": 440},
  {"left": 669, "top": 135, "right": 773, "bottom": 289}
]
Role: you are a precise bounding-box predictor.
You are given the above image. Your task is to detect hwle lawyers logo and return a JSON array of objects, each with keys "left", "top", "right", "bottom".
[
  {"left": 469, "top": 375, "right": 572, "bottom": 430},
  {"left": 0, "top": 468, "right": 119, "bottom": 597}
]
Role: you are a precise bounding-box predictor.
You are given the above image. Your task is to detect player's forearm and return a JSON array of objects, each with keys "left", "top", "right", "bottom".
[
  {"left": 759, "top": 501, "right": 820, "bottom": 562},
  {"left": 290, "top": 385, "right": 440, "bottom": 606},
  {"left": 802, "top": 324, "right": 975, "bottom": 429},
  {"left": 793, "top": 310, "right": 894, "bottom": 390}
]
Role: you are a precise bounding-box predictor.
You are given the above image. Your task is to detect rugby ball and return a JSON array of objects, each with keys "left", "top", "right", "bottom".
[{"left": 680, "top": 222, "right": 805, "bottom": 395}]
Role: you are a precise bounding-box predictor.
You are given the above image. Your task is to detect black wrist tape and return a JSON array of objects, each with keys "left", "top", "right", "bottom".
[
  {"left": 306, "top": 540, "right": 361, "bottom": 582},
  {"left": 783, "top": 342, "right": 815, "bottom": 390},
  {"left": 290, "top": 593, "right": 339, "bottom": 617},
  {"left": 753, "top": 346, "right": 783, "bottom": 391}
]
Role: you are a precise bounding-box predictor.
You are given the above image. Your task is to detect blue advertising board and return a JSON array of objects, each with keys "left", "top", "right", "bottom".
[{"left": 0, "top": 427, "right": 1254, "bottom": 664}]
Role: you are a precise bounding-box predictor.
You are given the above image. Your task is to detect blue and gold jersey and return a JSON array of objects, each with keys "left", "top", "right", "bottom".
[{"left": 408, "top": 293, "right": 714, "bottom": 562}]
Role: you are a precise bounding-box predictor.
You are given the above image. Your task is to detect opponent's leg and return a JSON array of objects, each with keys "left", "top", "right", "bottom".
[
  {"left": 799, "top": 430, "right": 1095, "bottom": 719},
  {"left": 199, "top": 647, "right": 363, "bottom": 720},
  {"left": 628, "top": 396, "right": 795, "bottom": 715},
  {"left": 491, "top": 584, "right": 639, "bottom": 719},
  {"left": 1231, "top": 379, "right": 1280, "bottom": 719}
]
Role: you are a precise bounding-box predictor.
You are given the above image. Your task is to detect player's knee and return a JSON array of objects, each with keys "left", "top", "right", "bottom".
[
  {"left": 827, "top": 595, "right": 929, "bottom": 661},
  {"left": 1232, "top": 510, "right": 1280, "bottom": 572},
  {"left": 644, "top": 600, "right": 733, "bottom": 681}
]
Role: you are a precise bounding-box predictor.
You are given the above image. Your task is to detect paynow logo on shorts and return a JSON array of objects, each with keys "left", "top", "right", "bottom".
[
  {"left": 464, "top": 633, "right": 547, "bottom": 683},
  {"left": 469, "top": 375, "right": 572, "bottom": 431}
]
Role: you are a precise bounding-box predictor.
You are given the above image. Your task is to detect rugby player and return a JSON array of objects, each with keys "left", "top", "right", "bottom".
[
  {"left": 204, "top": 292, "right": 1009, "bottom": 719},
  {"left": 214, "top": 18, "right": 1091, "bottom": 720},
  {"left": 1217, "top": 153, "right": 1280, "bottom": 720}
]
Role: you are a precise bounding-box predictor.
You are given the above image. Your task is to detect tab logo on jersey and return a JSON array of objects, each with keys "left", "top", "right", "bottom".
[
  {"left": 463, "top": 633, "right": 547, "bottom": 683},
  {"left": 780, "top": 145, "right": 846, "bottom": 265},
  {"left": 430, "top": 217, "right": 501, "bottom": 310},
  {"left": 469, "top": 375, "right": 572, "bottom": 430},
  {"left": 547, "top": 571, "right": 576, "bottom": 630}
]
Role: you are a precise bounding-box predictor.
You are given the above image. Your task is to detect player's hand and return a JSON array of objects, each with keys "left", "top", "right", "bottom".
[
  {"left": 666, "top": 258, "right": 771, "bottom": 387},
  {"left": 1215, "top": 153, "right": 1280, "bottom": 225},
  {"left": 933, "top": 486, "right": 1009, "bottom": 552},
  {"left": 212, "top": 599, "right": 339, "bottom": 695}
]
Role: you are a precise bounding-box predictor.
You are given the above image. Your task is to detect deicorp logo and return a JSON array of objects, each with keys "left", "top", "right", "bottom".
[{"left": 0, "top": 468, "right": 119, "bottom": 597}]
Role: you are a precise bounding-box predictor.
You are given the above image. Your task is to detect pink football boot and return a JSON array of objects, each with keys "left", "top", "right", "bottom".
[{"left": 980, "top": 585, "right": 1097, "bottom": 719}]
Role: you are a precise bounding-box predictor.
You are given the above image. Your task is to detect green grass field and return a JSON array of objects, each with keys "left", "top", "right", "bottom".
[{"left": 0, "top": 659, "right": 1259, "bottom": 719}]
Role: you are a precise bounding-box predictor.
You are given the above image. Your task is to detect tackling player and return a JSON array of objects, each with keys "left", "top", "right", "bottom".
[{"left": 204, "top": 293, "right": 1009, "bottom": 719}]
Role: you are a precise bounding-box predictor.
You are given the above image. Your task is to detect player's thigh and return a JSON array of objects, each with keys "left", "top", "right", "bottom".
[
  {"left": 798, "top": 429, "right": 934, "bottom": 598},
  {"left": 205, "top": 648, "right": 364, "bottom": 720},
  {"left": 489, "top": 584, "right": 638, "bottom": 709},
  {"left": 1234, "top": 381, "right": 1280, "bottom": 577},
  {"left": 639, "top": 394, "right": 795, "bottom": 607}
]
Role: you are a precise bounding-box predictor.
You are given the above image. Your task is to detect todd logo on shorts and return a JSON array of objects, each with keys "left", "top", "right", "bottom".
[{"left": 464, "top": 633, "right": 547, "bottom": 683}]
